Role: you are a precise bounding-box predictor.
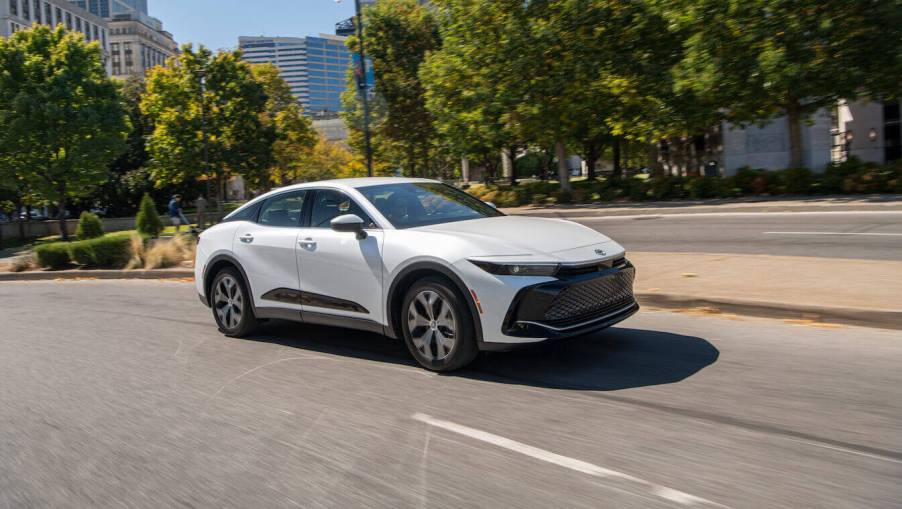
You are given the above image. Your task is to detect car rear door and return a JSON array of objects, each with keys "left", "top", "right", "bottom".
[
  {"left": 232, "top": 190, "right": 308, "bottom": 315},
  {"left": 295, "top": 188, "right": 385, "bottom": 326}
]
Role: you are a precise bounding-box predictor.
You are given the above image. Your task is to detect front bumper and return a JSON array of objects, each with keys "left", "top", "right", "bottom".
[{"left": 486, "top": 260, "right": 638, "bottom": 348}]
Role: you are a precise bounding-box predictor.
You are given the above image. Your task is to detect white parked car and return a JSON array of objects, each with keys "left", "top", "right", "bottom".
[{"left": 195, "top": 178, "right": 637, "bottom": 371}]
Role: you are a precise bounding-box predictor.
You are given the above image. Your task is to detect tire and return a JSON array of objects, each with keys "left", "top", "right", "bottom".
[
  {"left": 400, "top": 276, "right": 478, "bottom": 372},
  {"left": 210, "top": 267, "right": 258, "bottom": 337}
]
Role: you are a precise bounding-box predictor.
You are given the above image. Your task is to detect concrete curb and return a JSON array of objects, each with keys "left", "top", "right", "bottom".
[
  {"left": 636, "top": 293, "right": 902, "bottom": 331},
  {"left": 0, "top": 269, "right": 194, "bottom": 281}
]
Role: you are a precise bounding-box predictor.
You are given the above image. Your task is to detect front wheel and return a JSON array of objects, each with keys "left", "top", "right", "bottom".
[
  {"left": 401, "top": 276, "right": 478, "bottom": 371},
  {"left": 211, "top": 268, "right": 258, "bottom": 337}
]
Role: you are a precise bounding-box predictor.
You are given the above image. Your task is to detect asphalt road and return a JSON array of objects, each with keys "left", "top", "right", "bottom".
[
  {"left": 567, "top": 211, "right": 902, "bottom": 260},
  {"left": 1, "top": 280, "right": 901, "bottom": 508}
]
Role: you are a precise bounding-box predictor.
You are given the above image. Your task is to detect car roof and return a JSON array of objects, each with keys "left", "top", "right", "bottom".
[{"left": 276, "top": 177, "right": 438, "bottom": 193}]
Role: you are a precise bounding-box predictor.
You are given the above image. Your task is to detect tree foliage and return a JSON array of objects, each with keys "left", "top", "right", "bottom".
[
  {"left": 141, "top": 45, "right": 274, "bottom": 202},
  {"left": 0, "top": 25, "right": 129, "bottom": 239}
]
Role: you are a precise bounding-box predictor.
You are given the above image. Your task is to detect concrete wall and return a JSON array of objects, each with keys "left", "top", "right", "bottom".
[
  {"left": 0, "top": 214, "right": 204, "bottom": 240},
  {"left": 721, "top": 108, "right": 833, "bottom": 174},
  {"left": 838, "top": 100, "right": 886, "bottom": 164}
]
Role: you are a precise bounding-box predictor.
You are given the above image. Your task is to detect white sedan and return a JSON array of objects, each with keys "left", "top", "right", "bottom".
[{"left": 195, "top": 178, "right": 637, "bottom": 371}]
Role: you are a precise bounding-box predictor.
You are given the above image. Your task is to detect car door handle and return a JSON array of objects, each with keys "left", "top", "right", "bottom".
[
  {"left": 239, "top": 233, "right": 254, "bottom": 243},
  {"left": 298, "top": 237, "right": 316, "bottom": 249}
]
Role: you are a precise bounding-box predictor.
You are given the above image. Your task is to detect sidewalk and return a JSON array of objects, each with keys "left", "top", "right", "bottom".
[
  {"left": 501, "top": 194, "right": 902, "bottom": 218},
  {"left": 631, "top": 252, "right": 902, "bottom": 330}
]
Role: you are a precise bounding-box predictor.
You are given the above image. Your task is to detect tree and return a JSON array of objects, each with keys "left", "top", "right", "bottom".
[
  {"left": 0, "top": 25, "right": 129, "bottom": 240},
  {"left": 290, "top": 135, "right": 367, "bottom": 183},
  {"left": 135, "top": 193, "right": 163, "bottom": 237},
  {"left": 250, "top": 63, "right": 318, "bottom": 189},
  {"left": 141, "top": 45, "right": 275, "bottom": 212},
  {"left": 342, "top": 0, "right": 448, "bottom": 178},
  {"left": 665, "top": 0, "right": 902, "bottom": 168}
]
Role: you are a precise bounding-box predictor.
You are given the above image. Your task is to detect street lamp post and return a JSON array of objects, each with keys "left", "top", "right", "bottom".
[{"left": 343, "top": 0, "right": 374, "bottom": 177}]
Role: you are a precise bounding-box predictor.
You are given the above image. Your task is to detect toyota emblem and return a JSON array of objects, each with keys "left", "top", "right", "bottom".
[{"left": 595, "top": 248, "right": 606, "bottom": 256}]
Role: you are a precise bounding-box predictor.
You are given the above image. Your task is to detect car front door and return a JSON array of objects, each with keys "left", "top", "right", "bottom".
[
  {"left": 232, "top": 190, "right": 308, "bottom": 316},
  {"left": 296, "top": 188, "right": 385, "bottom": 326}
]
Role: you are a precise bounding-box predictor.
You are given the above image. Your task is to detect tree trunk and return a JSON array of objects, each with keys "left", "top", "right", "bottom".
[
  {"left": 58, "top": 195, "right": 68, "bottom": 241},
  {"left": 15, "top": 197, "right": 25, "bottom": 239},
  {"left": 217, "top": 175, "right": 224, "bottom": 217},
  {"left": 555, "top": 141, "right": 571, "bottom": 191},
  {"left": 461, "top": 156, "right": 470, "bottom": 183},
  {"left": 786, "top": 100, "right": 804, "bottom": 168},
  {"left": 647, "top": 142, "right": 664, "bottom": 177},
  {"left": 611, "top": 137, "right": 623, "bottom": 179},
  {"left": 508, "top": 145, "right": 517, "bottom": 185},
  {"left": 585, "top": 141, "right": 598, "bottom": 182}
]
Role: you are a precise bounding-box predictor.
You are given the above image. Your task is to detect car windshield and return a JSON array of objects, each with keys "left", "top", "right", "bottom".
[{"left": 358, "top": 182, "right": 503, "bottom": 229}]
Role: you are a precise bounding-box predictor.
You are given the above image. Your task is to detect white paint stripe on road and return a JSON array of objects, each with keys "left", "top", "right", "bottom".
[
  {"left": 561, "top": 210, "right": 902, "bottom": 221},
  {"left": 412, "top": 413, "right": 728, "bottom": 508},
  {"left": 763, "top": 231, "right": 902, "bottom": 236}
]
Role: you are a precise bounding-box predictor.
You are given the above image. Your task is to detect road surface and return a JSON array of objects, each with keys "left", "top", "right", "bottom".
[
  {"left": 566, "top": 211, "right": 902, "bottom": 260},
  {"left": 1, "top": 280, "right": 900, "bottom": 508}
]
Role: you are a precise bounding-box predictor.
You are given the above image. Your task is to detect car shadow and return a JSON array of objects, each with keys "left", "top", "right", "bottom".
[{"left": 244, "top": 321, "right": 719, "bottom": 392}]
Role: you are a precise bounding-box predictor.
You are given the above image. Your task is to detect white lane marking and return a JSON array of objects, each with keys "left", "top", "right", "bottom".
[
  {"left": 763, "top": 231, "right": 902, "bottom": 236},
  {"left": 563, "top": 210, "right": 902, "bottom": 221},
  {"left": 782, "top": 438, "right": 902, "bottom": 465},
  {"left": 412, "top": 413, "right": 728, "bottom": 507}
]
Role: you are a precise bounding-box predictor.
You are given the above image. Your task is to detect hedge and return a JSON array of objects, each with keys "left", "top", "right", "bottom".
[
  {"left": 34, "top": 231, "right": 134, "bottom": 270},
  {"left": 465, "top": 158, "right": 902, "bottom": 207}
]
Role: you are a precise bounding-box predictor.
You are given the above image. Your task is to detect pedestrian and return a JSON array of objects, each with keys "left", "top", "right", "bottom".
[
  {"left": 168, "top": 194, "right": 190, "bottom": 233},
  {"left": 195, "top": 195, "right": 208, "bottom": 229}
]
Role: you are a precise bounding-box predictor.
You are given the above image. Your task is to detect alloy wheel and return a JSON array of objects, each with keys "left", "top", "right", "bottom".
[
  {"left": 214, "top": 274, "right": 244, "bottom": 330},
  {"left": 407, "top": 290, "right": 456, "bottom": 361}
]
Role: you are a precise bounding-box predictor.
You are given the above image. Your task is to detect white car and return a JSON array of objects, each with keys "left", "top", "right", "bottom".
[{"left": 195, "top": 178, "right": 637, "bottom": 371}]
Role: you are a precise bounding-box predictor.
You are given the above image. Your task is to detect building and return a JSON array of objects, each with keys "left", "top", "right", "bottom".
[
  {"left": 239, "top": 34, "right": 352, "bottom": 117},
  {"left": 2, "top": 0, "right": 110, "bottom": 73},
  {"left": 106, "top": 11, "right": 176, "bottom": 79},
  {"left": 70, "top": 0, "right": 146, "bottom": 17}
]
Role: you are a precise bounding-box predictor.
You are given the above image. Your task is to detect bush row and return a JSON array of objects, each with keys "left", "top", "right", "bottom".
[
  {"left": 34, "top": 232, "right": 135, "bottom": 270},
  {"left": 465, "top": 158, "right": 902, "bottom": 207}
]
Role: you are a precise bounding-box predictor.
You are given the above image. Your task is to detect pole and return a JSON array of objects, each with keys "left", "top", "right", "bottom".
[
  {"left": 199, "top": 71, "right": 214, "bottom": 216},
  {"left": 355, "top": 0, "right": 373, "bottom": 177}
]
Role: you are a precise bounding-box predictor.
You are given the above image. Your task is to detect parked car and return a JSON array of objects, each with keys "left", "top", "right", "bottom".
[{"left": 194, "top": 178, "right": 637, "bottom": 371}]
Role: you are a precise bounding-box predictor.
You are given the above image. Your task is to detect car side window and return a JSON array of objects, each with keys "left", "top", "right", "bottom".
[
  {"left": 258, "top": 191, "right": 307, "bottom": 227},
  {"left": 309, "top": 189, "right": 376, "bottom": 229}
]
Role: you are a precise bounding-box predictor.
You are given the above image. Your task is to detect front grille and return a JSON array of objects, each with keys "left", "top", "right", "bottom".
[
  {"left": 543, "top": 267, "right": 635, "bottom": 324},
  {"left": 556, "top": 257, "right": 627, "bottom": 277}
]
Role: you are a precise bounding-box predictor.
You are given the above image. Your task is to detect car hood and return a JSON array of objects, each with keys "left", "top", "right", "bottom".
[{"left": 415, "top": 216, "right": 623, "bottom": 263}]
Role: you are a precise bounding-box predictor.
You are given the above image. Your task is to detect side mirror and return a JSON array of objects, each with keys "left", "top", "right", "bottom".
[
  {"left": 486, "top": 201, "right": 497, "bottom": 209},
  {"left": 331, "top": 214, "right": 367, "bottom": 240}
]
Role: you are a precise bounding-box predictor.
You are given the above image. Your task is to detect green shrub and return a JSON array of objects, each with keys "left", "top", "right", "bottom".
[
  {"left": 135, "top": 194, "right": 163, "bottom": 237},
  {"left": 75, "top": 211, "right": 104, "bottom": 239},
  {"left": 685, "top": 176, "right": 721, "bottom": 199},
  {"left": 68, "top": 232, "right": 133, "bottom": 268},
  {"left": 777, "top": 168, "right": 813, "bottom": 194},
  {"left": 531, "top": 193, "right": 548, "bottom": 206},
  {"left": 553, "top": 189, "right": 572, "bottom": 204},
  {"left": 34, "top": 243, "right": 72, "bottom": 270}
]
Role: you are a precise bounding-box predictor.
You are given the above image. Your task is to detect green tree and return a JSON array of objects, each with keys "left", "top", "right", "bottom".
[
  {"left": 665, "top": 0, "right": 902, "bottom": 168},
  {"left": 0, "top": 25, "right": 129, "bottom": 240},
  {"left": 135, "top": 193, "right": 163, "bottom": 237},
  {"left": 141, "top": 45, "right": 274, "bottom": 212},
  {"left": 343, "top": 0, "right": 449, "bottom": 178},
  {"left": 250, "top": 63, "right": 318, "bottom": 188}
]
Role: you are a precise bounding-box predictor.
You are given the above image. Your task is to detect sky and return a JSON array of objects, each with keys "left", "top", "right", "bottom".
[{"left": 150, "top": 0, "right": 357, "bottom": 51}]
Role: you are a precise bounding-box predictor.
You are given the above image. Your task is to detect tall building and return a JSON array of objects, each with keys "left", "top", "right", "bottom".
[
  {"left": 69, "top": 0, "right": 177, "bottom": 79},
  {"left": 239, "top": 34, "right": 352, "bottom": 117},
  {"left": 2, "top": 0, "right": 110, "bottom": 73}
]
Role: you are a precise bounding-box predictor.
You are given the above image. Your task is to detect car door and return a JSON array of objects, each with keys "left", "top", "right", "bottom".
[
  {"left": 232, "top": 190, "right": 308, "bottom": 315},
  {"left": 296, "top": 188, "right": 385, "bottom": 325}
]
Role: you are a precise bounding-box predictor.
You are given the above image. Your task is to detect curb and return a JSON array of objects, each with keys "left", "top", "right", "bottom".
[
  {"left": 0, "top": 269, "right": 194, "bottom": 281},
  {"left": 636, "top": 293, "right": 902, "bottom": 331}
]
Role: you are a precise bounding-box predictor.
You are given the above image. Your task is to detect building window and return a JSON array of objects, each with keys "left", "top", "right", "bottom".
[
  {"left": 44, "top": 2, "right": 51, "bottom": 25},
  {"left": 21, "top": 0, "right": 29, "bottom": 20},
  {"left": 92, "top": 24, "right": 98, "bottom": 41},
  {"left": 55, "top": 7, "right": 61, "bottom": 26},
  {"left": 65, "top": 12, "right": 72, "bottom": 30},
  {"left": 9, "top": 0, "right": 17, "bottom": 17},
  {"left": 75, "top": 17, "right": 81, "bottom": 32}
]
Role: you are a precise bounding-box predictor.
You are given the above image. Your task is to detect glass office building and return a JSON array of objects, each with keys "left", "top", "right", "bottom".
[
  {"left": 70, "top": 0, "right": 147, "bottom": 18},
  {"left": 239, "top": 34, "right": 352, "bottom": 117}
]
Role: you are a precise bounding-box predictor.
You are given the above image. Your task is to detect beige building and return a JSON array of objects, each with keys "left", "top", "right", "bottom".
[
  {"left": 1, "top": 0, "right": 110, "bottom": 73},
  {"left": 107, "top": 11, "right": 176, "bottom": 79}
]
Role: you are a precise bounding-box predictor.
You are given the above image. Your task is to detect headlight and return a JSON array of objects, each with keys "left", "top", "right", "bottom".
[{"left": 469, "top": 260, "right": 559, "bottom": 276}]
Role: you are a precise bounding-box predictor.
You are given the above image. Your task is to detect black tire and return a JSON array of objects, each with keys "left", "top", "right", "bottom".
[
  {"left": 400, "top": 276, "right": 478, "bottom": 372},
  {"left": 210, "top": 267, "right": 258, "bottom": 337}
]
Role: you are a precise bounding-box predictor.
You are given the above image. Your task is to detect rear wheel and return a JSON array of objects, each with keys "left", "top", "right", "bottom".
[
  {"left": 211, "top": 268, "right": 258, "bottom": 337},
  {"left": 401, "top": 276, "right": 478, "bottom": 371}
]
